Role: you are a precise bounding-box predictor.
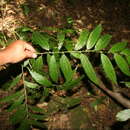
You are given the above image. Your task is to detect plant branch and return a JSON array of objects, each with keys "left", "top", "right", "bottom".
[
  {"left": 22, "top": 65, "right": 29, "bottom": 118},
  {"left": 98, "top": 78, "right": 130, "bottom": 108}
]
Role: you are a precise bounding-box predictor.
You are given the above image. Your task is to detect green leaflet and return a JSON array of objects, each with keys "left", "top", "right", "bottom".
[
  {"left": 101, "top": 54, "right": 117, "bottom": 84},
  {"left": 32, "top": 31, "right": 49, "bottom": 50},
  {"left": 17, "top": 119, "right": 30, "bottom": 130},
  {"left": 28, "top": 69, "right": 52, "bottom": 87},
  {"left": 87, "top": 24, "right": 102, "bottom": 49},
  {"left": 10, "top": 105, "right": 26, "bottom": 125},
  {"left": 120, "top": 48, "right": 130, "bottom": 56},
  {"left": 126, "top": 56, "right": 130, "bottom": 65},
  {"left": 109, "top": 42, "right": 127, "bottom": 53},
  {"left": 114, "top": 54, "right": 130, "bottom": 76},
  {"left": 31, "top": 56, "right": 43, "bottom": 73},
  {"left": 49, "top": 55, "right": 59, "bottom": 83},
  {"left": 63, "top": 75, "right": 84, "bottom": 90},
  {"left": 0, "top": 91, "right": 23, "bottom": 103},
  {"left": 28, "top": 105, "right": 46, "bottom": 114},
  {"left": 18, "top": 26, "right": 32, "bottom": 32},
  {"left": 57, "top": 32, "right": 65, "bottom": 50},
  {"left": 95, "top": 34, "right": 112, "bottom": 50},
  {"left": 30, "top": 113, "right": 46, "bottom": 120},
  {"left": 65, "top": 98, "right": 81, "bottom": 108},
  {"left": 8, "top": 96, "right": 24, "bottom": 112},
  {"left": 80, "top": 54, "right": 99, "bottom": 85},
  {"left": 60, "top": 55, "right": 73, "bottom": 82},
  {"left": 74, "top": 30, "right": 89, "bottom": 50},
  {"left": 24, "top": 81, "right": 39, "bottom": 88},
  {"left": 116, "top": 109, "right": 130, "bottom": 121}
]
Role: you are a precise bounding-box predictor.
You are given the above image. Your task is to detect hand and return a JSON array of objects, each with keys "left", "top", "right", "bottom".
[{"left": 3, "top": 40, "right": 37, "bottom": 63}]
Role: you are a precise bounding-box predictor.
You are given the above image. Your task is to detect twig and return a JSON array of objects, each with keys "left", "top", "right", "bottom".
[{"left": 22, "top": 65, "right": 29, "bottom": 118}]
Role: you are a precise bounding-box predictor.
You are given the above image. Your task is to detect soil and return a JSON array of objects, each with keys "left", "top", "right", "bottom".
[{"left": 0, "top": 0, "right": 130, "bottom": 130}]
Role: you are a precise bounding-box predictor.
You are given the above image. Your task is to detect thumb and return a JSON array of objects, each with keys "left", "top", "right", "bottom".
[{"left": 25, "top": 50, "right": 37, "bottom": 58}]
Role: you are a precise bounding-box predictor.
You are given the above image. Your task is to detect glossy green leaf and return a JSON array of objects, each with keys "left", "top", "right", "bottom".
[
  {"left": 109, "top": 42, "right": 127, "bottom": 53},
  {"left": 57, "top": 32, "right": 65, "bottom": 50},
  {"left": 0, "top": 91, "right": 23, "bottom": 103},
  {"left": 80, "top": 54, "right": 99, "bottom": 85},
  {"left": 101, "top": 54, "right": 117, "bottom": 84},
  {"left": 120, "top": 48, "right": 130, "bottom": 56},
  {"left": 60, "top": 55, "right": 73, "bottom": 82},
  {"left": 32, "top": 31, "right": 49, "bottom": 50},
  {"left": 63, "top": 75, "right": 84, "bottom": 90},
  {"left": 49, "top": 55, "right": 59, "bottom": 83},
  {"left": 116, "top": 109, "right": 130, "bottom": 121},
  {"left": 114, "top": 54, "right": 130, "bottom": 76},
  {"left": 75, "top": 30, "right": 89, "bottom": 50},
  {"left": 10, "top": 106, "right": 26, "bottom": 125},
  {"left": 87, "top": 24, "right": 102, "bottom": 49},
  {"left": 95, "top": 34, "right": 112, "bottom": 50},
  {"left": 28, "top": 69, "right": 52, "bottom": 87},
  {"left": 24, "top": 81, "right": 38, "bottom": 88}
]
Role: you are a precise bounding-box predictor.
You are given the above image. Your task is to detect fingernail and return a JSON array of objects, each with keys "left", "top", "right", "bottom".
[{"left": 32, "top": 53, "right": 37, "bottom": 58}]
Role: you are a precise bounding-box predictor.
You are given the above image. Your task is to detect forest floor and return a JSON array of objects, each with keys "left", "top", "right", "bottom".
[{"left": 0, "top": 0, "right": 130, "bottom": 130}]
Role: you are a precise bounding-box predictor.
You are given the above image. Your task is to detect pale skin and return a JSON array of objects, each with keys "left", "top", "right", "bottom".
[{"left": 0, "top": 40, "right": 37, "bottom": 66}]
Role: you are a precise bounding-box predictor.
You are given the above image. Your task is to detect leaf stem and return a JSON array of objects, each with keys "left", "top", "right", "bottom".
[
  {"left": 36, "top": 50, "right": 103, "bottom": 55},
  {"left": 22, "top": 65, "right": 29, "bottom": 118}
]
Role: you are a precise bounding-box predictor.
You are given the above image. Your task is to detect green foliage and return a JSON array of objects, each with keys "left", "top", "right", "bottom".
[
  {"left": 114, "top": 54, "right": 130, "bottom": 76},
  {"left": 87, "top": 24, "right": 102, "bottom": 49},
  {"left": 49, "top": 55, "right": 59, "bottom": 83},
  {"left": 101, "top": 54, "right": 117, "bottom": 84},
  {"left": 80, "top": 54, "right": 99, "bottom": 85},
  {"left": 75, "top": 30, "right": 89, "bottom": 50},
  {"left": 60, "top": 54, "right": 73, "bottom": 82},
  {"left": 1, "top": 24, "right": 130, "bottom": 128},
  {"left": 32, "top": 31, "right": 50, "bottom": 50}
]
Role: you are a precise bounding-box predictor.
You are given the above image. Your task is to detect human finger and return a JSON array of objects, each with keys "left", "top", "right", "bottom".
[
  {"left": 25, "top": 49, "right": 37, "bottom": 58},
  {"left": 24, "top": 43, "right": 36, "bottom": 52}
]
